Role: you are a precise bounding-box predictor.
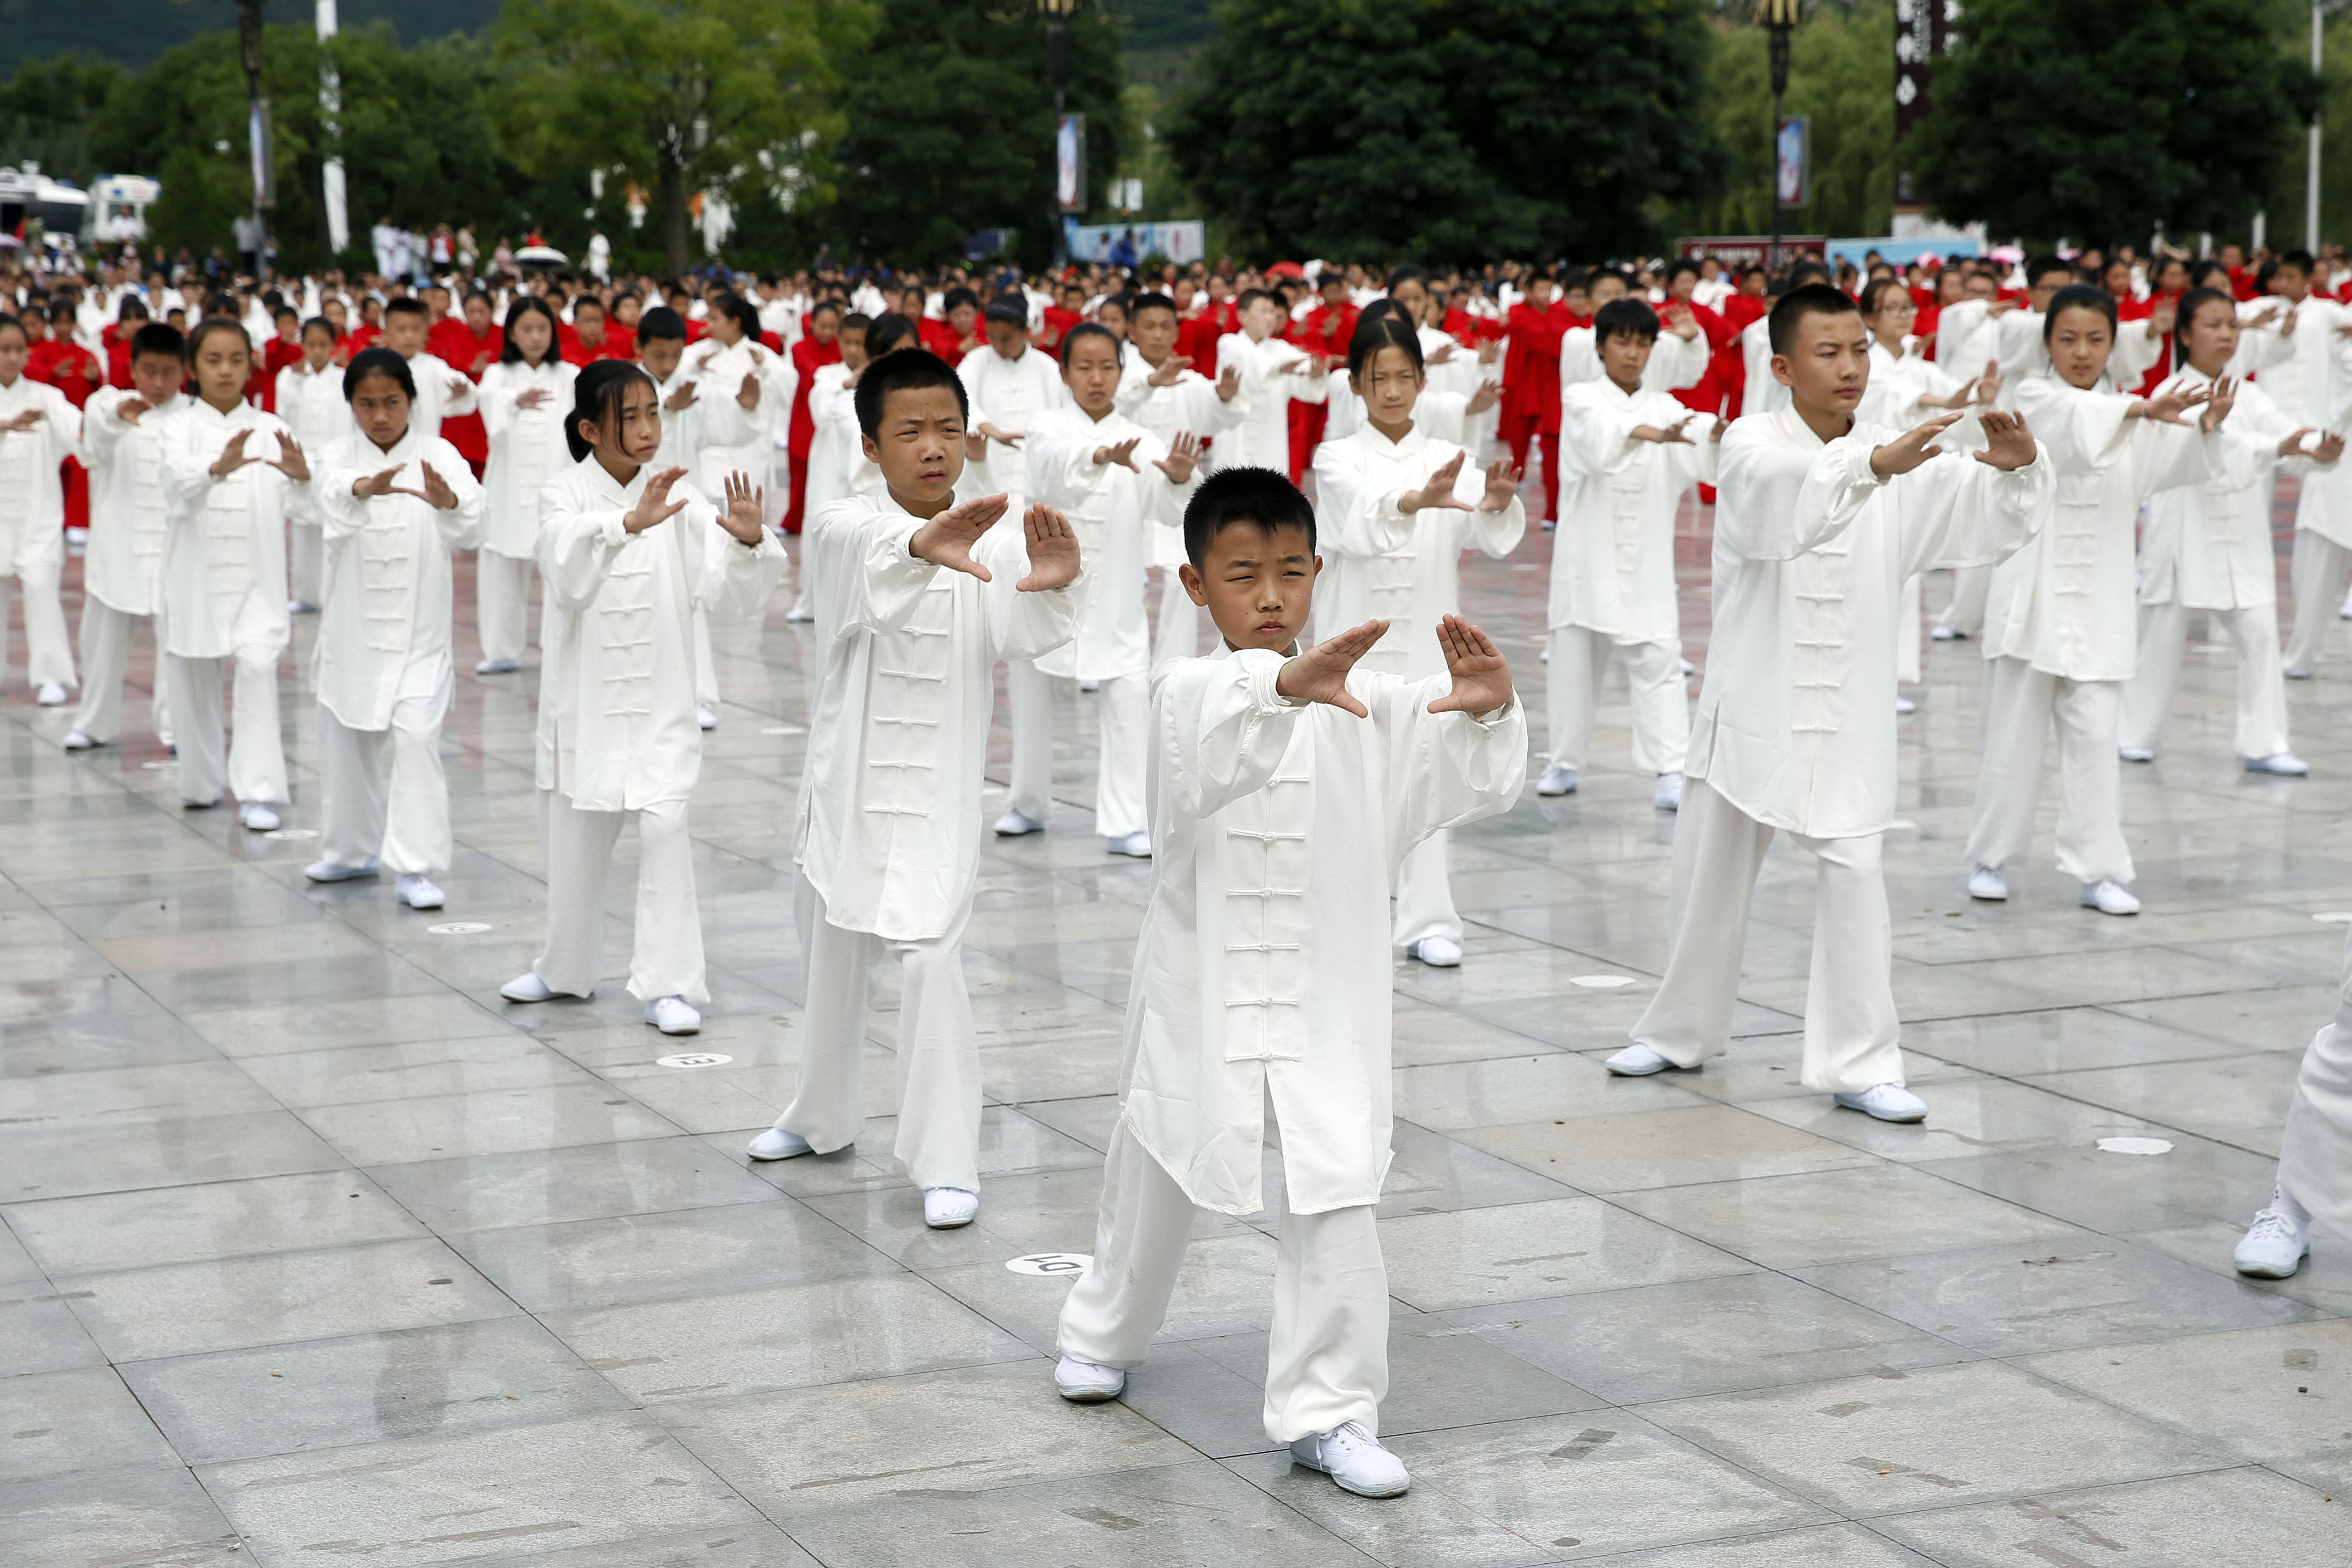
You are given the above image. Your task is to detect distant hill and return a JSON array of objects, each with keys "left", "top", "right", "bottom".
[{"left": 0, "top": 0, "right": 502, "bottom": 75}]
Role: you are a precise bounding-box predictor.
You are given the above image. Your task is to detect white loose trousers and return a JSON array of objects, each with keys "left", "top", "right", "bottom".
[
  {"left": 2276, "top": 928, "right": 2352, "bottom": 1240},
  {"left": 317, "top": 687, "right": 451, "bottom": 877},
  {"left": 2120, "top": 601, "right": 2292, "bottom": 761},
  {"left": 1059, "top": 1118, "right": 1387, "bottom": 1445},
  {"left": 1, "top": 563, "right": 72, "bottom": 690},
  {"left": 71, "top": 600, "right": 168, "bottom": 745},
  {"left": 289, "top": 520, "right": 323, "bottom": 609},
  {"left": 1544, "top": 625, "right": 1688, "bottom": 774},
  {"left": 1936, "top": 564, "right": 1990, "bottom": 636},
  {"left": 1963, "top": 657, "right": 2130, "bottom": 885},
  {"left": 476, "top": 549, "right": 536, "bottom": 666},
  {"left": 2284, "top": 530, "right": 2352, "bottom": 673},
  {"left": 1006, "top": 661, "right": 1149, "bottom": 838},
  {"left": 164, "top": 647, "right": 286, "bottom": 807},
  {"left": 534, "top": 790, "right": 707, "bottom": 1005},
  {"left": 777, "top": 870, "right": 981, "bottom": 1194},
  {"left": 1631, "top": 779, "right": 1903, "bottom": 1093},
  {"left": 1393, "top": 832, "right": 1459, "bottom": 950}
]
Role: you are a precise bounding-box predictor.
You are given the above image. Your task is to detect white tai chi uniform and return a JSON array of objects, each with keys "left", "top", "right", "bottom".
[
  {"left": 780, "top": 495, "right": 1082, "bottom": 1192},
  {"left": 1017, "top": 406, "right": 1200, "bottom": 838},
  {"left": 1737, "top": 314, "right": 1788, "bottom": 420},
  {"left": 2284, "top": 317, "right": 2352, "bottom": 674},
  {"left": 958, "top": 342, "right": 1067, "bottom": 510},
  {"left": 682, "top": 338, "right": 795, "bottom": 708},
  {"left": 1923, "top": 300, "right": 2004, "bottom": 637},
  {"left": 0, "top": 373, "right": 81, "bottom": 692},
  {"left": 156, "top": 399, "right": 304, "bottom": 808},
  {"left": 1313, "top": 421, "right": 1525, "bottom": 950},
  {"left": 1857, "top": 337, "right": 1977, "bottom": 685},
  {"left": 2274, "top": 926, "right": 2352, "bottom": 1240},
  {"left": 1058, "top": 647, "right": 1524, "bottom": 1442},
  {"left": 311, "top": 429, "right": 485, "bottom": 875},
  {"left": 1558, "top": 322, "right": 1707, "bottom": 406},
  {"left": 1548, "top": 379, "right": 1713, "bottom": 774},
  {"left": 2122, "top": 368, "right": 2329, "bottom": 762},
  {"left": 1217, "top": 330, "right": 1328, "bottom": 472},
  {"left": 1114, "top": 354, "right": 1242, "bottom": 671},
  {"left": 274, "top": 361, "right": 354, "bottom": 608},
  {"left": 1968, "top": 379, "right": 2222, "bottom": 885},
  {"left": 533, "top": 457, "right": 786, "bottom": 1002},
  {"left": 474, "top": 355, "right": 578, "bottom": 666},
  {"left": 72, "top": 387, "right": 181, "bottom": 745},
  {"left": 401, "top": 350, "right": 477, "bottom": 444},
  {"left": 1631, "top": 410, "right": 2048, "bottom": 1090},
  {"left": 797, "top": 361, "right": 858, "bottom": 619}
]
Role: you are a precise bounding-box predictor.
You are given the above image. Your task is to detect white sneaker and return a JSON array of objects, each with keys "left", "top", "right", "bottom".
[
  {"left": 645, "top": 995, "right": 701, "bottom": 1034},
  {"left": 1679, "top": 657, "right": 1695, "bottom": 676},
  {"left": 1290, "top": 1421, "right": 1410, "bottom": 1498},
  {"left": 1539, "top": 518, "right": 1557, "bottom": 533},
  {"left": 1894, "top": 695, "right": 1917, "bottom": 715},
  {"left": 1407, "top": 935, "right": 1462, "bottom": 967},
  {"left": 784, "top": 598, "right": 815, "bottom": 623},
  {"left": 994, "top": 809, "right": 1044, "bottom": 837},
  {"left": 395, "top": 873, "right": 445, "bottom": 910},
  {"left": 474, "top": 657, "right": 520, "bottom": 675},
  {"left": 696, "top": 703, "right": 719, "bottom": 731},
  {"left": 1536, "top": 764, "right": 1578, "bottom": 797},
  {"left": 1834, "top": 1083, "right": 1929, "bottom": 1122},
  {"left": 304, "top": 856, "right": 381, "bottom": 883},
  {"left": 2079, "top": 878, "right": 2141, "bottom": 916},
  {"left": 1079, "top": 679, "right": 1101, "bottom": 693},
  {"left": 34, "top": 681, "right": 67, "bottom": 706},
  {"left": 746, "top": 1125, "right": 813, "bottom": 1161},
  {"left": 1967, "top": 864, "right": 2008, "bottom": 901},
  {"left": 923, "top": 1186, "right": 979, "bottom": 1228},
  {"left": 1652, "top": 772, "right": 1682, "bottom": 812},
  {"left": 500, "top": 970, "right": 588, "bottom": 1003},
  {"left": 1054, "top": 1354, "right": 1126, "bottom": 1402},
  {"left": 1605, "top": 1042, "right": 1676, "bottom": 1077},
  {"left": 2235, "top": 1198, "right": 2311, "bottom": 1279},
  {"left": 1930, "top": 624, "right": 1962, "bottom": 641},
  {"left": 1106, "top": 830, "right": 1152, "bottom": 858},
  {"left": 2245, "top": 753, "right": 2309, "bottom": 776},
  {"left": 2118, "top": 746, "right": 2155, "bottom": 763},
  {"left": 2285, "top": 666, "right": 2315, "bottom": 680},
  {"left": 288, "top": 598, "right": 320, "bottom": 615},
  {"left": 60, "top": 729, "right": 98, "bottom": 751},
  {"left": 239, "top": 801, "right": 281, "bottom": 832}
]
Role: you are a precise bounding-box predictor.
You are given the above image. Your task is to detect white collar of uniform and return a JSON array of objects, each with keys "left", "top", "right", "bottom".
[
  {"left": 363, "top": 426, "right": 428, "bottom": 465},
  {"left": 193, "top": 397, "right": 260, "bottom": 427},
  {"left": 1592, "top": 376, "right": 1641, "bottom": 407},
  {"left": 1768, "top": 406, "right": 1843, "bottom": 449},
  {"left": 1210, "top": 637, "right": 1300, "bottom": 662},
  {"left": 1360, "top": 419, "right": 1428, "bottom": 453},
  {"left": 576, "top": 452, "right": 647, "bottom": 506}
]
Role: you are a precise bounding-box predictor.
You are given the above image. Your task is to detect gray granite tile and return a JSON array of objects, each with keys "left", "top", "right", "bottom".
[
  {"left": 1378, "top": 1196, "right": 1759, "bottom": 1311},
  {"left": 0, "top": 1364, "right": 179, "bottom": 1482},
  {"left": 5, "top": 1168, "right": 423, "bottom": 1275},
  {"left": 0, "top": 1462, "right": 245, "bottom": 1568},
  {"left": 1878, "top": 1466, "right": 2344, "bottom": 1566},
  {"left": 298, "top": 1083, "right": 683, "bottom": 1165},
  {"left": 364, "top": 1137, "right": 786, "bottom": 1233},
  {"left": 0, "top": 1109, "right": 348, "bottom": 1201}
]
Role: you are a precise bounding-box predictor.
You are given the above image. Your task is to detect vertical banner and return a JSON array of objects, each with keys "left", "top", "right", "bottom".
[
  {"left": 1894, "top": 0, "right": 1952, "bottom": 206},
  {"left": 1775, "top": 116, "right": 1810, "bottom": 211},
  {"left": 1055, "top": 113, "right": 1086, "bottom": 213},
  {"left": 251, "top": 99, "right": 276, "bottom": 208}
]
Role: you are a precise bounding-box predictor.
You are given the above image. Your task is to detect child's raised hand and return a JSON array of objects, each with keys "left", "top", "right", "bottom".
[
  {"left": 1466, "top": 378, "right": 1501, "bottom": 416},
  {"left": 1402, "top": 451, "right": 1469, "bottom": 513},
  {"left": 517, "top": 387, "right": 551, "bottom": 411},
  {"left": 1154, "top": 432, "right": 1200, "bottom": 485},
  {"left": 269, "top": 433, "right": 309, "bottom": 484},
  {"left": 1427, "top": 615, "right": 1514, "bottom": 716},
  {"left": 664, "top": 380, "right": 700, "bottom": 412},
  {"left": 2141, "top": 383, "right": 2210, "bottom": 425},
  {"left": 117, "top": 396, "right": 152, "bottom": 426},
  {"left": 736, "top": 370, "right": 762, "bottom": 409},
  {"left": 1478, "top": 457, "right": 1522, "bottom": 512},
  {"left": 1018, "top": 505, "right": 1082, "bottom": 592},
  {"left": 209, "top": 428, "right": 255, "bottom": 477},
  {"left": 1974, "top": 409, "right": 2037, "bottom": 471},
  {"left": 2202, "top": 376, "right": 2239, "bottom": 431},
  {"left": 1870, "top": 412, "right": 1962, "bottom": 477},
  {"left": 720, "top": 471, "right": 766, "bottom": 542},
  {"left": 1147, "top": 353, "right": 1193, "bottom": 387},
  {"left": 1093, "top": 436, "right": 1142, "bottom": 472},
  {"left": 412, "top": 461, "right": 457, "bottom": 509},
  {"left": 910, "top": 493, "right": 1010, "bottom": 580},
  {"left": 1277, "top": 618, "right": 1388, "bottom": 719},
  {"left": 624, "top": 466, "right": 692, "bottom": 534},
  {"left": 354, "top": 465, "right": 405, "bottom": 499}
]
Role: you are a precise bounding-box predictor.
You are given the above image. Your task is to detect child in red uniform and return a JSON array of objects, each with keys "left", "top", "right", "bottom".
[{"left": 1499, "top": 271, "right": 1566, "bottom": 521}]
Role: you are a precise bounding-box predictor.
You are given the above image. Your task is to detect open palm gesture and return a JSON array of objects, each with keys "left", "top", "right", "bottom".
[
  {"left": 1017, "top": 505, "right": 1081, "bottom": 592},
  {"left": 909, "top": 493, "right": 1011, "bottom": 580},
  {"left": 1426, "top": 615, "right": 1514, "bottom": 715},
  {"left": 1155, "top": 432, "right": 1201, "bottom": 485},
  {"left": 1276, "top": 617, "right": 1388, "bottom": 719},
  {"left": 720, "top": 472, "right": 766, "bottom": 543}
]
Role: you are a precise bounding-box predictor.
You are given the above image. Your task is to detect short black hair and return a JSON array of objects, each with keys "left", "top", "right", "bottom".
[
  {"left": 1060, "top": 321, "right": 1120, "bottom": 363},
  {"left": 982, "top": 295, "right": 1028, "bottom": 331},
  {"left": 1182, "top": 466, "right": 1315, "bottom": 569},
  {"left": 384, "top": 297, "right": 428, "bottom": 321},
  {"left": 1132, "top": 291, "right": 1176, "bottom": 320},
  {"left": 637, "top": 306, "right": 687, "bottom": 345},
  {"left": 2025, "top": 254, "right": 2074, "bottom": 290},
  {"left": 2042, "top": 284, "right": 2117, "bottom": 341},
  {"left": 1768, "top": 282, "right": 1862, "bottom": 355},
  {"left": 1666, "top": 258, "right": 1701, "bottom": 284},
  {"left": 2280, "top": 248, "right": 2318, "bottom": 273},
  {"left": 2175, "top": 285, "right": 2238, "bottom": 356},
  {"left": 864, "top": 311, "right": 919, "bottom": 358},
  {"left": 1593, "top": 298, "right": 1660, "bottom": 347},
  {"left": 854, "top": 347, "right": 968, "bottom": 438},
  {"left": 130, "top": 323, "right": 185, "bottom": 362},
  {"left": 1857, "top": 277, "right": 1910, "bottom": 318},
  {"left": 343, "top": 345, "right": 416, "bottom": 403},
  {"left": 942, "top": 286, "right": 980, "bottom": 314},
  {"left": 1347, "top": 314, "right": 1422, "bottom": 382}
]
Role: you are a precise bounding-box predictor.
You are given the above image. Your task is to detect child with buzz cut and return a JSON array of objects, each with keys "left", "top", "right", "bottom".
[{"left": 1053, "top": 466, "right": 1525, "bottom": 1500}]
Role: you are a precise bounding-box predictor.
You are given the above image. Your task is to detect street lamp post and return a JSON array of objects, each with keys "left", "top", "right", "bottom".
[
  {"left": 1763, "top": 0, "right": 1800, "bottom": 274},
  {"left": 2310, "top": 0, "right": 2327, "bottom": 253},
  {"left": 1040, "top": 0, "right": 1078, "bottom": 266},
  {"left": 235, "top": 0, "right": 269, "bottom": 282}
]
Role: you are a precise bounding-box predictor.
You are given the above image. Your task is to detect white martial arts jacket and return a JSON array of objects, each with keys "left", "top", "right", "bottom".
[
  {"left": 1931, "top": 300, "right": 1999, "bottom": 397},
  {"left": 2248, "top": 297, "right": 2342, "bottom": 424},
  {"left": 0, "top": 374, "right": 78, "bottom": 572},
  {"left": 1311, "top": 421, "right": 1526, "bottom": 678},
  {"left": 796, "top": 495, "right": 1085, "bottom": 941},
  {"left": 535, "top": 455, "right": 786, "bottom": 811},
  {"left": 156, "top": 398, "right": 309, "bottom": 661},
  {"left": 1122, "top": 646, "right": 1525, "bottom": 1215},
  {"left": 1738, "top": 315, "right": 1790, "bottom": 419},
  {"left": 1690, "top": 410, "right": 2050, "bottom": 839},
  {"left": 402, "top": 351, "right": 478, "bottom": 443},
  {"left": 1857, "top": 338, "right": 1966, "bottom": 431},
  {"left": 959, "top": 342, "right": 1066, "bottom": 502},
  {"left": 803, "top": 362, "right": 856, "bottom": 517},
  {"left": 1989, "top": 380, "right": 2221, "bottom": 684},
  {"left": 1558, "top": 323, "right": 1706, "bottom": 412},
  {"left": 2295, "top": 329, "right": 2352, "bottom": 550},
  {"left": 1323, "top": 377, "right": 1471, "bottom": 448},
  {"left": 273, "top": 363, "right": 357, "bottom": 475},
  {"left": 1984, "top": 311, "right": 2163, "bottom": 412},
  {"left": 79, "top": 388, "right": 182, "bottom": 617},
  {"left": 477, "top": 356, "right": 579, "bottom": 558},
  {"left": 312, "top": 429, "right": 485, "bottom": 730},
  {"left": 1553, "top": 380, "right": 1716, "bottom": 643},
  {"left": 648, "top": 364, "right": 707, "bottom": 474},
  {"left": 682, "top": 336, "right": 791, "bottom": 500},
  {"left": 2139, "top": 367, "right": 2333, "bottom": 611},
  {"left": 1024, "top": 406, "right": 1200, "bottom": 681},
  {"left": 1113, "top": 357, "right": 1242, "bottom": 519},
  {"left": 1216, "top": 331, "right": 1327, "bottom": 471}
]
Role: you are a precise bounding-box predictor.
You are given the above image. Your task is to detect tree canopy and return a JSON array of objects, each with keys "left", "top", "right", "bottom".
[
  {"left": 1910, "top": 0, "right": 2323, "bottom": 248},
  {"left": 1166, "top": 0, "right": 1717, "bottom": 262}
]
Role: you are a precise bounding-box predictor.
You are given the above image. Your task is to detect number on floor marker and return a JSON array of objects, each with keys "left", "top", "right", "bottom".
[
  {"left": 656, "top": 1052, "right": 733, "bottom": 1069},
  {"left": 1006, "top": 1252, "right": 1093, "bottom": 1276},
  {"left": 2094, "top": 1136, "right": 2173, "bottom": 1156},
  {"left": 426, "top": 921, "right": 494, "bottom": 936}
]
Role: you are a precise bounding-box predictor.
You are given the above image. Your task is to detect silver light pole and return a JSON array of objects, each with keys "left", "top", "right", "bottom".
[{"left": 319, "top": 0, "right": 348, "bottom": 262}]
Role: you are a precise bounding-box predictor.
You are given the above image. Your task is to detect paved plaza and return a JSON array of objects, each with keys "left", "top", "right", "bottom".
[{"left": 3, "top": 491, "right": 2349, "bottom": 1567}]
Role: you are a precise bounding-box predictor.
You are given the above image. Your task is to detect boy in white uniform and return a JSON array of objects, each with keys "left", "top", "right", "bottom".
[
  {"left": 2236, "top": 926, "right": 2352, "bottom": 1280},
  {"left": 1053, "top": 466, "right": 1525, "bottom": 1499},
  {"left": 1544, "top": 299, "right": 1717, "bottom": 808},
  {"left": 378, "top": 297, "right": 477, "bottom": 442},
  {"left": 0, "top": 312, "right": 83, "bottom": 706},
  {"left": 746, "top": 350, "right": 1084, "bottom": 1230},
  {"left": 1607, "top": 284, "right": 2049, "bottom": 1124},
  {"left": 65, "top": 324, "right": 185, "bottom": 752},
  {"left": 1218, "top": 288, "right": 1329, "bottom": 472},
  {"left": 1009, "top": 323, "right": 1202, "bottom": 852},
  {"left": 1115, "top": 291, "right": 1242, "bottom": 671}
]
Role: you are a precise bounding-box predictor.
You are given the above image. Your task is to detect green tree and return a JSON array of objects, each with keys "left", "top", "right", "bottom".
[
  {"left": 812, "top": 0, "right": 1125, "bottom": 271},
  {"left": 1166, "top": 0, "right": 1717, "bottom": 263},
  {"left": 492, "top": 0, "right": 873, "bottom": 275},
  {"left": 0, "top": 53, "right": 126, "bottom": 186},
  {"left": 1674, "top": 1, "right": 1895, "bottom": 242},
  {"left": 1910, "top": 0, "right": 2321, "bottom": 248}
]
